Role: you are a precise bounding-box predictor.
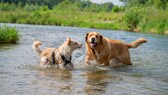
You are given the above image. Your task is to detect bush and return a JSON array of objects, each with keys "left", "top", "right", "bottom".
[
  {"left": 0, "top": 3, "right": 17, "bottom": 11},
  {"left": 124, "top": 7, "right": 142, "bottom": 31},
  {"left": 0, "top": 25, "right": 19, "bottom": 43},
  {"left": 53, "top": 1, "right": 81, "bottom": 11},
  {"left": 112, "top": 6, "right": 123, "bottom": 13},
  {"left": 138, "top": 6, "right": 168, "bottom": 34},
  {"left": 8, "top": 13, "right": 18, "bottom": 23}
]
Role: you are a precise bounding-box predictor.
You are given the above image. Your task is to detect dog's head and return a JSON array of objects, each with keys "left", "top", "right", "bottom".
[
  {"left": 85, "top": 32, "right": 103, "bottom": 48},
  {"left": 66, "top": 37, "right": 82, "bottom": 50}
]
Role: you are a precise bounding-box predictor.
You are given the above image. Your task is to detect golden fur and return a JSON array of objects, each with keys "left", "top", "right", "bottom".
[
  {"left": 32, "top": 38, "right": 82, "bottom": 69},
  {"left": 85, "top": 32, "right": 147, "bottom": 67}
]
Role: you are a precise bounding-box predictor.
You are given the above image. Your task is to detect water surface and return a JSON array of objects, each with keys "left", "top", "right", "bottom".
[{"left": 0, "top": 23, "right": 168, "bottom": 95}]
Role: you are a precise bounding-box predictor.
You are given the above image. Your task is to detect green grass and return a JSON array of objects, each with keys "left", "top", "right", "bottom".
[
  {"left": 137, "top": 6, "right": 168, "bottom": 34},
  {"left": 0, "top": 10, "right": 124, "bottom": 30},
  {"left": 0, "top": 25, "right": 19, "bottom": 43},
  {"left": 0, "top": 3, "right": 168, "bottom": 35}
]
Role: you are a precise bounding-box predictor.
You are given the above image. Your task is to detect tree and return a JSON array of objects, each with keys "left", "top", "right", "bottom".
[
  {"left": 120, "top": 0, "right": 168, "bottom": 9},
  {"left": 101, "top": 2, "right": 114, "bottom": 12},
  {"left": 0, "top": 0, "right": 65, "bottom": 9},
  {"left": 119, "top": 0, "right": 128, "bottom": 5}
]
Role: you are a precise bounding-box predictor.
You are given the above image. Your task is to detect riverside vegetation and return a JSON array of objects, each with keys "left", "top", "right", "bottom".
[
  {"left": 0, "top": 25, "right": 19, "bottom": 43},
  {"left": 0, "top": 0, "right": 168, "bottom": 35}
]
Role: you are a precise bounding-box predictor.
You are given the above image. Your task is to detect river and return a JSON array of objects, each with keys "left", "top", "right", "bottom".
[{"left": 0, "top": 23, "right": 168, "bottom": 95}]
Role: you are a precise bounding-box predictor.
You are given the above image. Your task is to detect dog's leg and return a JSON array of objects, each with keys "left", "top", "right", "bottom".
[
  {"left": 121, "top": 57, "right": 132, "bottom": 65},
  {"left": 85, "top": 55, "right": 90, "bottom": 65},
  {"left": 40, "top": 57, "right": 51, "bottom": 67},
  {"left": 109, "top": 58, "right": 124, "bottom": 67},
  {"left": 58, "top": 63, "right": 68, "bottom": 70},
  {"left": 85, "top": 54, "right": 95, "bottom": 65},
  {"left": 119, "top": 50, "right": 132, "bottom": 65},
  {"left": 53, "top": 64, "right": 59, "bottom": 68},
  {"left": 66, "top": 62, "right": 74, "bottom": 70}
]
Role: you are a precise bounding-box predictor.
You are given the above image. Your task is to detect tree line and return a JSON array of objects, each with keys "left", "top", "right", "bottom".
[
  {"left": 120, "top": 0, "right": 168, "bottom": 10},
  {"left": 0, "top": 0, "right": 115, "bottom": 12}
]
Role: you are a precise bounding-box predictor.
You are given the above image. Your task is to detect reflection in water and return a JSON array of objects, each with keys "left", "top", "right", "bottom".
[
  {"left": 84, "top": 70, "right": 112, "bottom": 95},
  {"left": 39, "top": 68, "right": 72, "bottom": 81},
  {"left": 30, "top": 67, "right": 74, "bottom": 95},
  {"left": 0, "top": 44, "right": 18, "bottom": 51}
]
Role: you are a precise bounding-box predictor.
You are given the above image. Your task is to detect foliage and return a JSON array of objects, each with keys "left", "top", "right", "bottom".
[
  {"left": 53, "top": 0, "right": 81, "bottom": 11},
  {"left": 0, "top": 2, "right": 17, "bottom": 11},
  {"left": 0, "top": 25, "right": 19, "bottom": 43},
  {"left": 120, "top": 0, "right": 168, "bottom": 34},
  {"left": 0, "top": 0, "right": 114, "bottom": 11},
  {"left": 0, "top": 0, "right": 64, "bottom": 9},
  {"left": 0, "top": 0, "right": 168, "bottom": 34},
  {"left": 112, "top": 6, "right": 123, "bottom": 13},
  {"left": 124, "top": 7, "right": 142, "bottom": 31},
  {"left": 138, "top": 6, "right": 168, "bottom": 34},
  {"left": 120, "top": 0, "right": 168, "bottom": 10}
]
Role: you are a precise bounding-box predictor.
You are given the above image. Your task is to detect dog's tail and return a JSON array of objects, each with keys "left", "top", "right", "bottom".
[
  {"left": 127, "top": 38, "right": 147, "bottom": 48},
  {"left": 32, "top": 40, "right": 42, "bottom": 55}
]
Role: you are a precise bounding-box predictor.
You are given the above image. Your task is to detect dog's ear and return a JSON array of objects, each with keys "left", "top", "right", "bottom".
[
  {"left": 66, "top": 37, "right": 71, "bottom": 45},
  {"left": 85, "top": 32, "right": 89, "bottom": 42},
  {"left": 100, "top": 34, "right": 103, "bottom": 45}
]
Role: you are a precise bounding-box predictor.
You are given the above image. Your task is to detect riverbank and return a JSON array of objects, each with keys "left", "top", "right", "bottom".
[
  {"left": 1, "top": 9, "right": 168, "bottom": 35},
  {"left": 0, "top": 1, "right": 168, "bottom": 35},
  {"left": 0, "top": 10, "right": 124, "bottom": 30}
]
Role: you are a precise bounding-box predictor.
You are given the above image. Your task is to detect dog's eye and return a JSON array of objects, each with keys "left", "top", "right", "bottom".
[
  {"left": 96, "top": 35, "right": 98, "bottom": 38},
  {"left": 74, "top": 42, "right": 77, "bottom": 44}
]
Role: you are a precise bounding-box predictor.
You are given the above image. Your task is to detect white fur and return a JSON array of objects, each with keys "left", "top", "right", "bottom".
[{"left": 32, "top": 38, "right": 82, "bottom": 70}]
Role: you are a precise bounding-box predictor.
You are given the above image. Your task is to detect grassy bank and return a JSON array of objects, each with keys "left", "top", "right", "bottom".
[
  {"left": 0, "top": 1, "right": 168, "bottom": 35},
  {"left": 124, "top": 6, "right": 168, "bottom": 34},
  {"left": 0, "top": 25, "right": 19, "bottom": 43},
  {"left": 0, "top": 10, "right": 125, "bottom": 30}
]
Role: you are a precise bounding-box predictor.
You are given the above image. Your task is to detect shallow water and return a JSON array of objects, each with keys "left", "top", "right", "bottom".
[{"left": 0, "top": 23, "right": 168, "bottom": 95}]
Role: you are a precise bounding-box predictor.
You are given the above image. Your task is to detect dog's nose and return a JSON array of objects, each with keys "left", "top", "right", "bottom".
[
  {"left": 91, "top": 38, "right": 95, "bottom": 43},
  {"left": 78, "top": 44, "right": 82, "bottom": 48}
]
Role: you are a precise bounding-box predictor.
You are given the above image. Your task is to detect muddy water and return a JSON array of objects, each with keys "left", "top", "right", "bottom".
[{"left": 0, "top": 23, "right": 168, "bottom": 95}]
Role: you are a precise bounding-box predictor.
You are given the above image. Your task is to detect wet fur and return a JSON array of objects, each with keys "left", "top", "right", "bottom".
[
  {"left": 32, "top": 38, "right": 82, "bottom": 70},
  {"left": 85, "top": 32, "right": 147, "bottom": 67}
]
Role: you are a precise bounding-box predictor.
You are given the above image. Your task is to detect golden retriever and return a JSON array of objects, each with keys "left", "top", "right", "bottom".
[
  {"left": 85, "top": 32, "right": 147, "bottom": 67},
  {"left": 32, "top": 37, "right": 82, "bottom": 69}
]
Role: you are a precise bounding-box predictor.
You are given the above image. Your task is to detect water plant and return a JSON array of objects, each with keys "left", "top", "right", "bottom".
[{"left": 0, "top": 25, "right": 19, "bottom": 43}]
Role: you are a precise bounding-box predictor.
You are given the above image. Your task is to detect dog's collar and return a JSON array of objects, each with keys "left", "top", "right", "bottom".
[
  {"left": 52, "top": 51, "right": 58, "bottom": 65},
  {"left": 60, "top": 54, "right": 71, "bottom": 66},
  {"left": 52, "top": 51, "right": 72, "bottom": 66}
]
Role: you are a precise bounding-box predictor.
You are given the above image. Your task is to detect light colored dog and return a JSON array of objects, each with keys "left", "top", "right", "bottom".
[
  {"left": 32, "top": 37, "right": 82, "bottom": 70},
  {"left": 85, "top": 32, "right": 147, "bottom": 67}
]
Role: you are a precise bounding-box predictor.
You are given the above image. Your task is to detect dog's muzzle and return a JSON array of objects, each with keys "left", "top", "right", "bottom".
[
  {"left": 90, "top": 37, "right": 97, "bottom": 47},
  {"left": 78, "top": 44, "right": 82, "bottom": 48}
]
